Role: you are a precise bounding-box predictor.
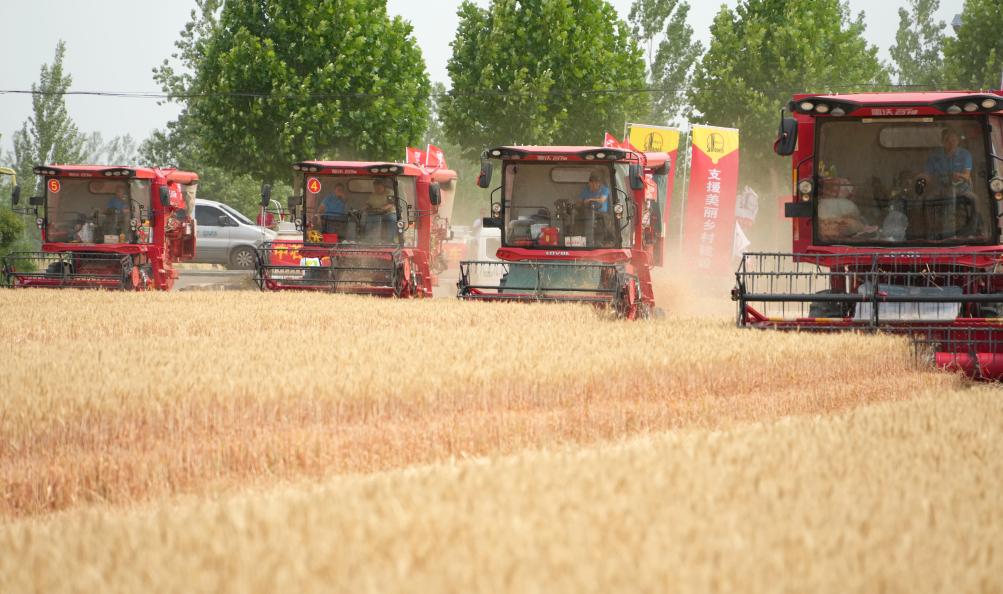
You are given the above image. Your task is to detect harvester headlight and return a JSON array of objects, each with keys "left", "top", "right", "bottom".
[
  {"left": 613, "top": 204, "right": 624, "bottom": 215},
  {"left": 830, "top": 106, "right": 846, "bottom": 117},
  {"left": 990, "top": 178, "right": 1003, "bottom": 193},
  {"left": 815, "top": 103, "right": 830, "bottom": 114},
  {"left": 103, "top": 171, "right": 113, "bottom": 177},
  {"left": 797, "top": 179, "right": 813, "bottom": 195},
  {"left": 491, "top": 202, "right": 502, "bottom": 215},
  {"left": 293, "top": 165, "right": 302, "bottom": 171},
  {"left": 946, "top": 105, "right": 963, "bottom": 114},
  {"left": 396, "top": 220, "right": 405, "bottom": 231},
  {"left": 490, "top": 149, "right": 502, "bottom": 157},
  {"left": 35, "top": 217, "right": 44, "bottom": 228},
  {"left": 799, "top": 101, "right": 815, "bottom": 112},
  {"left": 596, "top": 152, "right": 606, "bottom": 159},
  {"left": 963, "top": 102, "right": 979, "bottom": 112},
  {"left": 981, "top": 98, "right": 998, "bottom": 110},
  {"left": 585, "top": 154, "right": 595, "bottom": 160}
]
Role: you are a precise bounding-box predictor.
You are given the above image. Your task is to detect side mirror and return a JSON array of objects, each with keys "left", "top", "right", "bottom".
[
  {"left": 482, "top": 217, "right": 503, "bottom": 229},
  {"left": 29, "top": 195, "right": 44, "bottom": 206},
  {"left": 628, "top": 164, "right": 644, "bottom": 190},
  {"left": 287, "top": 195, "right": 303, "bottom": 209},
  {"left": 11, "top": 185, "right": 21, "bottom": 206},
  {"left": 476, "top": 160, "right": 493, "bottom": 189},
  {"left": 429, "top": 182, "right": 442, "bottom": 206},
  {"left": 774, "top": 115, "right": 798, "bottom": 156},
  {"left": 260, "top": 184, "right": 272, "bottom": 207},
  {"left": 159, "top": 186, "right": 170, "bottom": 207}
]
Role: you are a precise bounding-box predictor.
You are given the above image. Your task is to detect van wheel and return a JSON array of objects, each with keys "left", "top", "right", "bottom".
[{"left": 229, "top": 246, "right": 256, "bottom": 270}]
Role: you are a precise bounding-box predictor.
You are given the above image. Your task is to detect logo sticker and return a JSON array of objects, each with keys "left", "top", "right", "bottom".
[
  {"left": 307, "top": 177, "right": 322, "bottom": 194},
  {"left": 47, "top": 179, "right": 61, "bottom": 193}
]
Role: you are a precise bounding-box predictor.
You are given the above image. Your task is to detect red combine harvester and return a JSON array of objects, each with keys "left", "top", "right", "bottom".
[
  {"left": 3, "top": 165, "right": 198, "bottom": 290},
  {"left": 456, "top": 145, "right": 670, "bottom": 319},
  {"left": 254, "top": 159, "right": 457, "bottom": 297},
  {"left": 732, "top": 90, "right": 1003, "bottom": 378}
]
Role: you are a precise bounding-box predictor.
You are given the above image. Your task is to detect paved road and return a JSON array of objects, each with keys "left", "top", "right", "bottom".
[{"left": 175, "top": 269, "right": 255, "bottom": 291}]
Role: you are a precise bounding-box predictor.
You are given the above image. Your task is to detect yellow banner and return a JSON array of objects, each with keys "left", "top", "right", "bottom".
[
  {"left": 689, "top": 125, "right": 740, "bottom": 165},
  {"left": 626, "top": 124, "right": 680, "bottom": 153}
]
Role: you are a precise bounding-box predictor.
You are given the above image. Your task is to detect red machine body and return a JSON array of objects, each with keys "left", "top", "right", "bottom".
[
  {"left": 733, "top": 90, "right": 1003, "bottom": 378},
  {"left": 2, "top": 165, "right": 198, "bottom": 290},
  {"left": 254, "top": 159, "right": 457, "bottom": 297},
  {"left": 457, "top": 145, "right": 670, "bottom": 319}
]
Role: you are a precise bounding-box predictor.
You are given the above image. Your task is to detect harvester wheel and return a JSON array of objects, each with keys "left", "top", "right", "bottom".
[{"left": 614, "top": 278, "right": 640, "bottom": 320}]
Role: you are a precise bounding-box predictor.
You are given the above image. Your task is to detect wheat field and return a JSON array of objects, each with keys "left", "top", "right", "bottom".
[
  {"left": 0, "top": 288, "right": 962, "bottom": 518},
  {"left": 1, "top": 386, "right": 999, "bottom": 594},
  {"left": 1, "top": 286, "right": 993, "bottom": 592}
]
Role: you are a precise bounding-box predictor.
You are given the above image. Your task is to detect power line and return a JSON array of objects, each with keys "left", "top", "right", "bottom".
[{"left": 0, "top": 82, "right": 943, "bottom": 101}]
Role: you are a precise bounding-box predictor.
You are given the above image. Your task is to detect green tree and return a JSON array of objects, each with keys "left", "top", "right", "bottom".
[
  {"left": 689, "top": 0, "right": 889, "bottom": 178},
  {"left": 889, "top": 0, "right": 946, "bottom": 87},
  {"left": 441, "top": 0, "right": 649, "bottom": 162},
  {"left": 155, "top": 0, "right": 431, "bottom": 183},
  {"left": 943, "top": 0, "right": 1003, "bottom": 89},
  {"left": 12, "top": 41, "right": 87, "bottom": 192},
  {"left": 628, "top": 0, "right": 703, "bottom": 123}
]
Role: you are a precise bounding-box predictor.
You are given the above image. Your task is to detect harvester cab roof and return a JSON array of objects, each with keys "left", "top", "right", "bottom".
[
  {"left": 2, "top": 164, "right": 199, "bottom": 291},
  {"left": 457, "top": 145, "right": 670, "bottom": 319},
  {"left": 254, "top": 158, "right": 457, "bottom": 297},
  {"left": 735, "top": 90, "right": 1003, "bottom": 379}
]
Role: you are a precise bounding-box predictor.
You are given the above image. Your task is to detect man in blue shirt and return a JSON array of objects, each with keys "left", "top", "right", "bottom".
[
  {"left": 925, "top": 128, "right": 973, "bottom": 194},
  {"left": 104, "top": 188, "right": 132, "bottom": 240},
  {"left": 578, "top": 172, "right": 610, "bottom": 212},
  {"left": 318, "top": 183, "right": 351, "bottom": 236}
]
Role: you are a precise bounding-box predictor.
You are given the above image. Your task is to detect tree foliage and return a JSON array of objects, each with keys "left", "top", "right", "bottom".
[
  {"left": 12, "top": 41, "right": 87, "bottom": 192},
  {"left": 943, "top": 0, "right": 1003, "bottom": 89},
  {"left": 889, "top": 0, "right": 946, "bottom": 88},
  {"left": 441, "top": 0, "right": 648, "bottom": 162},
  {"left": 155, "top": 0, "right": 431, "bottom": 183},
  {"left": 689, "top": 0, "right": 889, "bottom": 177},
  {"left": 628, "top": 0, "right": 703, "bottom": 123}
]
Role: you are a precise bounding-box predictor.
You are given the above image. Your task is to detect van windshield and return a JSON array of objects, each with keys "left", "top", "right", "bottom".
[{"left": 814, "top": 116, "right": 994, "bottom": 245}]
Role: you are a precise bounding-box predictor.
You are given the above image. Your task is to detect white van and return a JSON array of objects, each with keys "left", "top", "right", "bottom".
[{"left": 193, "top": 198, "right": 277, "bottom": 269}]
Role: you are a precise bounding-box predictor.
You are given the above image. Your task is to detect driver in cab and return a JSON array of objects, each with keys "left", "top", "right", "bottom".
[
  {"left": 923, "top": 128, "right": 972, "bottom": 194},
  {"left": 578, "top": 172, "right": 610, "bottom": 213},
  {"left": 364, "top": 178, "right": 396, "bottom": 240}
]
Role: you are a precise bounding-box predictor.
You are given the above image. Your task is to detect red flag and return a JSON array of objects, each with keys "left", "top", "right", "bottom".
[
  {"left": 425, "top": 144, "right": 446, "bottom": 169},
  {"left": 603, "top": 132, "right": 620, "bottom": 148},
  {"left": 405, "top": 147, "right": 425, "bottom": 166}
]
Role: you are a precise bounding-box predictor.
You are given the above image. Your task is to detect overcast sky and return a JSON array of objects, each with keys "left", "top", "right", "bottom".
[{"left": 0, "top": 0, "right": 964, "bottom": 155}]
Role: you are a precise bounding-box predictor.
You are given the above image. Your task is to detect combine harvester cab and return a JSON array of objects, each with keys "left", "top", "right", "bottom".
[
  {"left": 733, "top": 90, "right": 1003, "bottom": 378},
  {"left": 254, "top": 160, "right": 457, "bottom": 297},
  {"left": 3, "top": 165, "right": 198, "bottom": 290},
  {"left": 457, "top": 145, "right": 669, "bottom": 319}
]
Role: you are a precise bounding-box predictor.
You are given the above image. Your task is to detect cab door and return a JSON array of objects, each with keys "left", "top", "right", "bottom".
[{"left": 194, "top": 204, "right": 232, "bottom": 263}]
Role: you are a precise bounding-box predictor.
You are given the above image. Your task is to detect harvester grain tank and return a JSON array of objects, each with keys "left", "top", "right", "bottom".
[
  {"left": 456, "top": 145, "right": 669, "bottom": 318},
  {"left": 732, "top": 90, "right": 1003, "bottom": 377},
  {"left": 2, "top": 165, "right": 198, "bottom": 290},
  {"left": 254, "top": 159, "right": 457, "bottom": 297}
]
